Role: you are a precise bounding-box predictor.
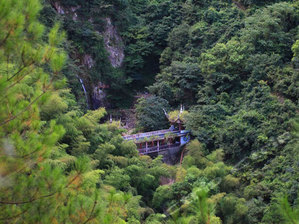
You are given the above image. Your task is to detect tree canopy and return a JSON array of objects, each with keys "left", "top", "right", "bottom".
[{"left": 0, "top": 0, "right": 298, "bottom": 223}]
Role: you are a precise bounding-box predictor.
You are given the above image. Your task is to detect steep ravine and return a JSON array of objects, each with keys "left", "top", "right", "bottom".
[{"left": 51, "top": 2, "right": 124, "bottom": 109}]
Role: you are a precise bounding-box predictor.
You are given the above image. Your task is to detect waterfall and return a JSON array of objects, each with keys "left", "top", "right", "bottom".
[{"left": 78, "top": 77, "right": 89, "bottom": 109}]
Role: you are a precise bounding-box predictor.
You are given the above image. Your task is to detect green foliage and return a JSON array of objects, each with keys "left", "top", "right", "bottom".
[
  {"left": 136, "top": 95, "right": 170, "bottom": 131},
  {"left": 1, "top": 0, "right": 298, "bottom": 223},
  {"left": 217, "top": 194, "right": 248, "bottom": 224},
  {"left": 152, "top": 185, "right": 173, "bottom": 211},
  {"left": 168, "top": 110, "right": 189, "bottom": 123},
  {"left": 171, "top": 187, "right": 222, "bottom": 224},
  {"left": 278, "top": 195, "right": 299, "bottom": 224},
  {"left": 0, "top": 0, "right": 110, "bottom": 222}
]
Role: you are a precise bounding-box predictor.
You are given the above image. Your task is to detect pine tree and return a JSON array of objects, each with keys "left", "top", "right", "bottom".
[
  {"left": 0, "top": 0, "right": 104, "bottom": 222},
  {"left": 279, "top": 195, "right": 299, "bottom": 224}
]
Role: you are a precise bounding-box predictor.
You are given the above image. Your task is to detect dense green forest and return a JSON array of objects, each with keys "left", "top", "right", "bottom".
[{"left": 0, "top": 0, "right": 298, "bottom": 223}]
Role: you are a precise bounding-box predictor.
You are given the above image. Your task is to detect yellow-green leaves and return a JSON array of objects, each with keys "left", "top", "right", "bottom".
[
  {"left": 292, "top": 39, "right": 299, "bottom": 61},
  {"left": 50, "top": 51, "right": 67, "bottom": 73},
  {"left": 48, "top": 23, "right": 65, "bottom": 47},
  {"left": 25, "top": 0, "right": 42, "bottom": 23},
  {"left": 28, "top": 21, "right": 45, "bottom": 40}
]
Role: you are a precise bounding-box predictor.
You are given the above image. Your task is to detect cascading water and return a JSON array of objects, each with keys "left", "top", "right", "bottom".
[
  {"left": 78, "top": 77, "right": 89, "bottom": 109},
  {"left": 52, "top": 2, "right": 123, "bottom": 109}
]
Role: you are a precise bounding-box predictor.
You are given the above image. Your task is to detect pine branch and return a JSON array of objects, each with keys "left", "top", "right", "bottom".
[
  {"left": 0, "top": 27, "right": 13, "bottom": 47},
  {"left": 0, "top": 172, "right": 81, "bottom": 205},
  {"left": 0, "top": 66, "right": 35, "bottom": 103},
  {"left": 7, "top": 60, "right": 34, "bottom": 81},
  {"left": 0, "top": 147, "right": 41, "bottom": 159},
  {"left": 0, "top": 73, "right": 58, "bottom": 127},
  {"left": 0, "top": 191, "right": 57, "bottom": 205},
  {"left": 0, "top": 207, "right": 30, "bottom": 221},
  {"left": 82, "top": 199, "right": 98, "bottom": 224},
  {"left": 0, "top": 90, "right": 47, "bottom": 127}
]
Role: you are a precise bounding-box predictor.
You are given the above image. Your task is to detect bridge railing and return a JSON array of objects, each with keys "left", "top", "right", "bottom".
[
  {"left": 123, "top": 129, "right": 183, "bottom": 141},
  {"left": 139, "top": 143, "right": 181, "bottom": 155},
  {"left": 123, "top": 129, "right": 171, "bottom": 140}
]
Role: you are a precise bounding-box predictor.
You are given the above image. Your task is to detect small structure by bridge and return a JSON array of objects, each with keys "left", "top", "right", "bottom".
[
  {"left": 122, "top": 106, "right": 191, "bottom": 157},
  {"left": 123, "top": 129, "right": 190, "bottom": 155}
]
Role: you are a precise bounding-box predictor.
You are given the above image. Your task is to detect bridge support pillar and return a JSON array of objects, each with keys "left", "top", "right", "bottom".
[{"left": 157, "top": 141, "right": 159, "bottom": 151}]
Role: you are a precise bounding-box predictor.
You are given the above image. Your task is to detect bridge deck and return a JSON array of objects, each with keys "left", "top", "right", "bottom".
[
  {"left": 123, "top": 129, "right": 189, "bottom": 142},
  {"left": 123, "top": 129, "right": 190, "bottom": 155}
]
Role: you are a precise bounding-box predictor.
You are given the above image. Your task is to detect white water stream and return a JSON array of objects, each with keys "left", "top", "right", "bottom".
[{"left": 79, "top": 77, "right": 89, "bottom": 108}]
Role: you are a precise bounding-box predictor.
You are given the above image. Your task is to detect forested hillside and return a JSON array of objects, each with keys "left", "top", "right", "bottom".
[{"left": 0, "top": 0, "right": 298, "bottom": 223}]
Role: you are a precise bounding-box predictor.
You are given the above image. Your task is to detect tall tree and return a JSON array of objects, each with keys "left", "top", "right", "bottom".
[{"left": 0, "top": 0, "right": 105, "bottom": 222}]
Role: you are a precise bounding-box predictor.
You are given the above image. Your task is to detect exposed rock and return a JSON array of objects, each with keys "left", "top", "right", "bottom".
[
  {"left": 159, "top": 176, "right": 175, "bottom": 185},
  {"left": 71, "top": 6, "right": 80, "bottom": 21},
  {"left": 158, "top": 146, "right": 182, "bottom": 165},
  {"left": 53, "top": 2, "right": 65, "bottom": 14},
  {"left": 83, "top": 54, "right": 94, "bottom": 69},
  {"left": 120, "top": 109, "right": 136, "bottom": 130},
  {"left": 92, "top": 82, "right": 109, "bottom": 109},
  {"left": 51, "top": 3, "right": 124, "bottom": 108},
  {"left": 103, "top": 18, "right": 124, "bottom": 68},
  {"left": 52, "top": 2, "right": 80, "bottom": 21}
]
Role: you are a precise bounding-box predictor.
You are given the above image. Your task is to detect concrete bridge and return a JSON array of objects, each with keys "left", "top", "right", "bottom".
[{"left": 123, "top": 129, "right": 190, "bottom": 155}]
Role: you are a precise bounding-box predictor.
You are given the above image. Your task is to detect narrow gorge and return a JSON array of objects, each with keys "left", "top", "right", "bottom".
[{"left": 0, "top": 0, "right": 298, "bottom": 223}]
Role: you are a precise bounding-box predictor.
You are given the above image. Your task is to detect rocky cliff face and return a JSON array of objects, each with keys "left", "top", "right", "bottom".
[
  {"left": 92, "top": 18, "right": 124, "bottom": 108},
  {"left": 51, "top": 2, "right": 124, "bottom": 109},
  {"left": 103, "top": 18, "right": 124, "bottom": 68}
]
